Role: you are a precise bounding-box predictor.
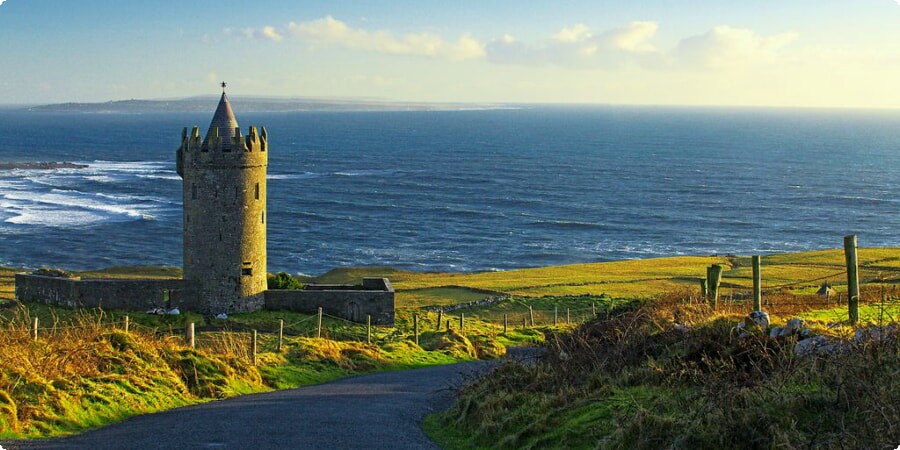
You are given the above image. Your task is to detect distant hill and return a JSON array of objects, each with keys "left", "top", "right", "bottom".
[{"left": 23, "top": 96, "right": 514, "bottom": 113}]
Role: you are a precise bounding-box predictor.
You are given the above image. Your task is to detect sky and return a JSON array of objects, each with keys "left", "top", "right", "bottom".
[{"left": 1, "top": 0, "right": 899, "bottom": 108}]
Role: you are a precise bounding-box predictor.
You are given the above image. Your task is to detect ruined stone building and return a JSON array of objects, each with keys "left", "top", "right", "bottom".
[{"left": 16, "top": 88, "right": 395, "bottom": 325}]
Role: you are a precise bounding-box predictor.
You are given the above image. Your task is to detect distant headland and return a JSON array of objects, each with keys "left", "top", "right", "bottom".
[
  {"left": 0, "top": 161, "right": 88, "bottom": 170},
  {"left": 20, "top": 96, "right": 516, "bottom": 114}
]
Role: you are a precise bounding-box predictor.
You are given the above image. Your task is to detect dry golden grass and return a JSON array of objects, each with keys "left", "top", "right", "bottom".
[{"left": 0, "top": 268, "right": 14, "bottom": 302}]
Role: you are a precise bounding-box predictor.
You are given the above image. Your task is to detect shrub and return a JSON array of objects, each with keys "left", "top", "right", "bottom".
[{"left": 267, "top": 272, "right": 303, "bottom": 290}]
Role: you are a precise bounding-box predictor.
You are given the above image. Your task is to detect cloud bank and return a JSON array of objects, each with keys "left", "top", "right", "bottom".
[{"left": 237, "top": 17, "right": 800, "bottom": 71}]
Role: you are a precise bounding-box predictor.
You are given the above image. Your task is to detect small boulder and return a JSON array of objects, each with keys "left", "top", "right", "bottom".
[
  {"left": 215, "top": 313, "right": 228, "bottom": 320},
  {"left": 779, "top": 318, "right": 805, "bottom": 337},
  {"left": 747, "top": 310, "right": 770, "bottom": 328},
  {"left": 167, "top": 308, "right": 180, "bottom": 315},
  {"left": 854, "top": 325, "right": 895, "bottom": 343},
  {"left": 793, "top": 336, "right": 839, "bottom": 356},
  {"left": 146, "top": 307, "right": 165, "bottom": 315}
]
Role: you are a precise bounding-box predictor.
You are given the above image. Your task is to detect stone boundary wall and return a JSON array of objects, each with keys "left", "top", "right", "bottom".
[
  {"left": 265, "top": 278, "right": 395, "bottom": 325},
  {"left": 15, "top": 274, "right": 199, "bottom": 311}
]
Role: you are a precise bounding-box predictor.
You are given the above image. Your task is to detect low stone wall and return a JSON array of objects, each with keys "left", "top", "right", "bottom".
[
  {"left": 15, "top": 274, "right": 199, "bottom": 311},
  {"left": 264, "top": 278, "right": 395, "bottom": 325}
]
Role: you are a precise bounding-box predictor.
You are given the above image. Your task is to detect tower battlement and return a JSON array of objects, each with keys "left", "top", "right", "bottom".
[{"left": 178, "top": 125, "right": 268, "bottom": 173}]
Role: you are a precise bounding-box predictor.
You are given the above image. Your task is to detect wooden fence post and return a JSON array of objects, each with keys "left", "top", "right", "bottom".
[
  {"left": 317, "top": 307, "right": 323, "bottom": 338},
  {"left": 124, "top": 315, "right": 130, "bottom": 333},
  {"left": 413, "top": 314, "right": 420, "bottom": 346},
  {"left": 528, "top": 305, "right": 535, "bottom": 327},
  {"left": 700, "top": 279, "right": 708, "bottom": 299},
  {"left": 32, "top": 317, "right": 38, "bottom": 341},
  {"left": 708, "top": 264, "right": 724, "bottom": 309},
  {"left": 251, "top": 330, "right": 258, "bottom": 365},
  {"left": 277, "top": 319, "right": 284, "bottom": 352},
  {"left": 459, "top": 313, "right": 465, "bottom": 331},
  {"left": 185, "top": 322, "right": 195, "bottom": 348},
  {"left": 436, "top": 310, "right": 443, "bottom": 331},
  {"left": 503, "top": 314, "right": 508, "bottom": 334},
  {"left": 522, "top": 317, "right": 527, "bottom": 329},
  {"left": 554, "top": 306, "right": 558, "bottom": 326},
  {"left": 844, "top": 235, "right": 860, "bottom": 325},
  {"left": 752, "top": 255, "right": 762, "bottom": 311},
  {"left": 367, "top": 315, "right": 372, "bottom": 344},
  {"left": 592, "top": 302, "right": 596, "bottom": 317},
  {"left": 566, "top": 308, "right": 570, "bottom": 324},
  {"left": 446, "top": 320, "right": 451, "bottom": 331}
]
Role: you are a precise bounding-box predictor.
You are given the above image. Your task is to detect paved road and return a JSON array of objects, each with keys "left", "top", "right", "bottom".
[{"left": 0, "top": 350, "right": 539, "bottom": 450}]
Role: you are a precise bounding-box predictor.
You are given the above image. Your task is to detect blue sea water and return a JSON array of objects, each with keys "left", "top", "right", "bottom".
[{"left": 0, "top": 106, "right": 897, "bottom": 275}]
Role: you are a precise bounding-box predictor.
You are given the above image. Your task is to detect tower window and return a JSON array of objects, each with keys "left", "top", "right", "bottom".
[
  {"left": 254, "top": 183, "right": 260, "bottom": 200},
  {"left": 218, "top": 232, "right": 222, "bottom": 242},
  {"left": 242, "top": 261, "right": 252, "bottom": 276},
  {"left": 261, "top": 211, "right": 265, "bottom": 224}
]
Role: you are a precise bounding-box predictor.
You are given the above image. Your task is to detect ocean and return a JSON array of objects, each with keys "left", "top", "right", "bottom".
[{"left": 0, "top": 106, "right": 897, "bottom": 275}]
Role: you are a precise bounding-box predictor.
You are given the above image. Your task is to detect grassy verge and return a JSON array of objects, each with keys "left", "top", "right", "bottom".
[{"left": 427, "top": 293, "right": 900, "bottom": 449}]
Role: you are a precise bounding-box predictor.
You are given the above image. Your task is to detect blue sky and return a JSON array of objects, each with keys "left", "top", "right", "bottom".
[{"left": 1, "top": 0, "right": 899, "bottom": 107}]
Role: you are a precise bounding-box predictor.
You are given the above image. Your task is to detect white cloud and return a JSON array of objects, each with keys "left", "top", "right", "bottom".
[
  {"left": 553, "top": 24, "right": 591, "bottom": 43},
  {"left": 238, "top": 25, "right": 283, "bottom": 42},
  {"left": 285, "top": 16, "right": 485, "bottom": 61},
  {"left": 487, "top": 22, "right": 799, "bottom": 71},
  {"left": 0, "top": 0, "right": 6, "bottom": 7},
  {"left": 674, "top": 26, "right": 798, "bottom": 69},
  {"left": 488, "top": 21, "right": 661, "bottom": 68},
  {"left": 604, "top": 21, "right": 659, "bottom": 53}
]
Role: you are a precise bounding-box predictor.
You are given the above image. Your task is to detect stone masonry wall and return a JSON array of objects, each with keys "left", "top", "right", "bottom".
[
  {"left": 264, "top": 278, "right": 395, "bottom": 325},
  {"left": 15, "top": 274, "right": 199, "bottom": 311}
]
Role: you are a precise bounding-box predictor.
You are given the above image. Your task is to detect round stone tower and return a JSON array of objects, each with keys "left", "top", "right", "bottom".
[{"left": 176, "top": 88, "right": 268, "bottom": 313}]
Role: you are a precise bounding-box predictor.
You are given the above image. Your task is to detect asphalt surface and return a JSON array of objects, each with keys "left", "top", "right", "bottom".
[{"left": 0, "top": 349, "right": 540, "bottom": 450}]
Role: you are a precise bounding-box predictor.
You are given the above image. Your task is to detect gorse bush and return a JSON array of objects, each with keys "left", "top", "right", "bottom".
[{"left": 433, "top": 294, "right": 900, "bottom": 449}]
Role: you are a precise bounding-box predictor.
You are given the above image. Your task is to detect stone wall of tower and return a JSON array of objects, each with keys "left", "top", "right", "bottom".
[{"left": 178, "top": 125, "right": 268, "bottom": 314}]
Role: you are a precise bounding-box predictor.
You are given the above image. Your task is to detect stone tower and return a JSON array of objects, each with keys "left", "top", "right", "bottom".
[{"left": 176, "top": 88, "right": 268, "bottom": 313}]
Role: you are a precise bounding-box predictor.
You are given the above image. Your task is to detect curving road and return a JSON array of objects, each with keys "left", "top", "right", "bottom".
[{"left": 0, "top": 350, "right": 539, "bottom": 450}]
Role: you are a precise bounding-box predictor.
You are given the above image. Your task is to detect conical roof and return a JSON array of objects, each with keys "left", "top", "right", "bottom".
[{"left": 204, "top": 92, "right": 239, "bottom": 144}]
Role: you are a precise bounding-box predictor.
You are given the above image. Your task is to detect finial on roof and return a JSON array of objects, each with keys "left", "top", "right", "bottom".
[{"left": 221, "top": 81, "right": 227, "bottom": 92}]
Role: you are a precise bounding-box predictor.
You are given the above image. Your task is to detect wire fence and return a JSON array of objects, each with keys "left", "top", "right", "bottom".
[{"left": 7, "top": 242, "right": 900, "bottom": 363}]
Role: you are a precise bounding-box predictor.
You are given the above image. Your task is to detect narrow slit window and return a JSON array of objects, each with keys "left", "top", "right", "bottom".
[
  {"left": 254, "top": 183, "right": 260, "bottom": 200},
  {"left": 261, "top": 211, "right": 265, "bottom": 224},
  {"left": 241, "top": 261, "right": 252, "bottom": 276}
]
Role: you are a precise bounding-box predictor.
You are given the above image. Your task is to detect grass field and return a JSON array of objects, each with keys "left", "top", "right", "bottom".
[
  {"left": 312, "top": 247, "right": 900, "bottom": 306},
  {"left": 1, "top": 247, "right": 898, "bottom": 440}
]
